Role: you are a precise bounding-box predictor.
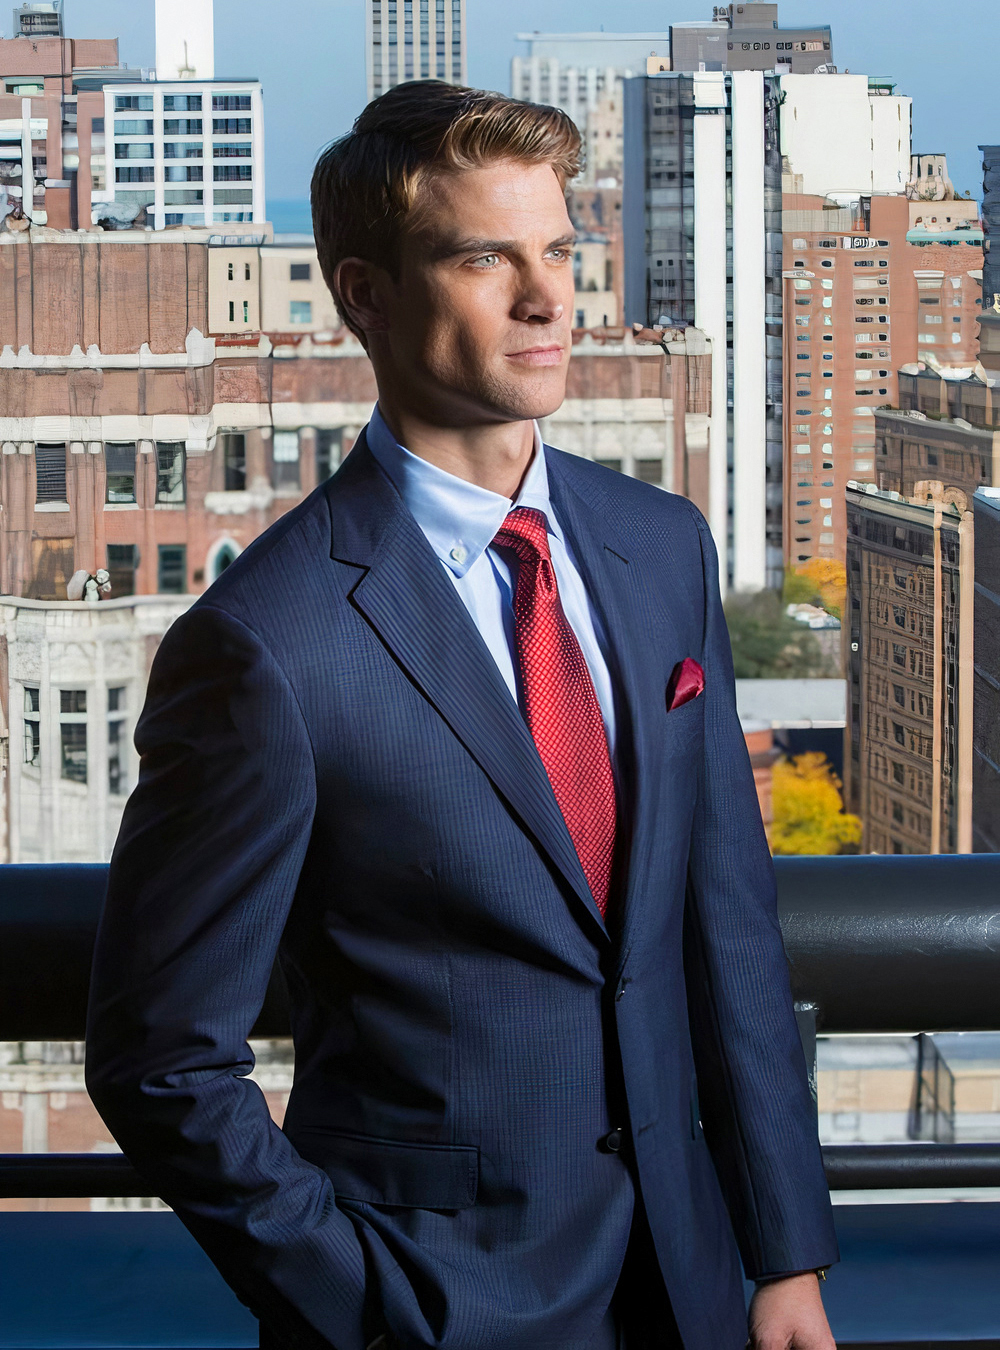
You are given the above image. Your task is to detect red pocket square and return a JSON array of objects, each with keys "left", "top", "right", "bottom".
[{"left": 666, "top": 657, "right": 705, "bottom": 711}]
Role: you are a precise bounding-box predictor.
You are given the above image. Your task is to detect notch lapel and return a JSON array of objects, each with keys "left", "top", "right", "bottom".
[
  {"left": 546, "top": 451, "right": 684, "bottom": 965},
  {"left": 325, "top": 433, "right": 609, "bottom": 944}
]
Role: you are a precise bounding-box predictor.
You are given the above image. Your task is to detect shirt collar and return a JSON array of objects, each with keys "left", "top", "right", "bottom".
[{"left": 365, "top": 402, "right": 561, "bottom": 578}]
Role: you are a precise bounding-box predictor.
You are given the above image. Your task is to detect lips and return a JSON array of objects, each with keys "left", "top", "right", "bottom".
[{"left": 505, "top": 346, "right": 565, "bottom": 366}]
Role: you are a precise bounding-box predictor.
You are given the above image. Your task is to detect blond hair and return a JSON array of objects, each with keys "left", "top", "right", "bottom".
[{"left": 311, "top": 81, "right": 581, "bottom": 335}]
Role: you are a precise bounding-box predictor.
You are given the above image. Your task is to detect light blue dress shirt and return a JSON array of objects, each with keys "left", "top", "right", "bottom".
[{"left": 365, "top": 403, "right": 617, "bottom": 754}]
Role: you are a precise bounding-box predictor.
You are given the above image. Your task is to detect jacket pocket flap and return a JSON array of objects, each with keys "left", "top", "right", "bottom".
[{"left": 294, "top": 1127, "right": 479, "bottom": 1209}]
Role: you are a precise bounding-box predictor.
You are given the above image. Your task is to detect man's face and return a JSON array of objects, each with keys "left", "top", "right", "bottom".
[{"left": 375, "top": 159, "right": 576, "bottom": 427}]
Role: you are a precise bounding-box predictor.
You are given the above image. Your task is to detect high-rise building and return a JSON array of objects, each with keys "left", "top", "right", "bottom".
[
  {"left": 510, "top": 32, "right": 665, "bottom": 132},
  {"left": 669, "top": 2, "right": 832, "bottom": 76},
  {"left": 154, "top": 0, "right": 214, "bottom": 82},
  {"left": 623, "top": 69, "right": 783, "bottom": 592},
  {"left": 979, "top": 144, "right": 1000, "bottom": 308},
  {"left": 367, "top": 0, "right": 466, "bottom": 102},
  {"left": 972, "top": 485, "right": 1000, "bottom": 852},
  {"left": 844, "top": 480, "right": 974, "bottom": 855}
]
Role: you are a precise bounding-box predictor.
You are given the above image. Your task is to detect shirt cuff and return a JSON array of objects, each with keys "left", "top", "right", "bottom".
[{"left": 754, "top": 1267, "right": 828, "bottom": 1285}]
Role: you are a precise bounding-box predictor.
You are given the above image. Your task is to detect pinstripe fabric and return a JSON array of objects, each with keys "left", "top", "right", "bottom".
[{"left": 86, "top": 429, "right": 838, "bottom": 1350}]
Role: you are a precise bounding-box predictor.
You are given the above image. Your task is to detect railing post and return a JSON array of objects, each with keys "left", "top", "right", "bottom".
[{"left": 794, "top": 1000, "right": 819, "bottom": 1112}]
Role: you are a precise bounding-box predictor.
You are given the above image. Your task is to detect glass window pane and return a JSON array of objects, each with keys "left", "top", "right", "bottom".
[
  {"left": 157, "top": 544, "right": 187, "bottom": 595},
  {"left": 156, "top": 443, "right": 186, "bottom": 503},
  {"left": 60, "top": 723, "right": 87, "bottom": 783},
  {"left": 35, "top": 443, "right": 67, "bottom": 502},
  {"left": 105, "top": 443, "right": 136, "bottom": 503},
  {"left": 60, "top": 689, "right": 87, "bottom": 714}
]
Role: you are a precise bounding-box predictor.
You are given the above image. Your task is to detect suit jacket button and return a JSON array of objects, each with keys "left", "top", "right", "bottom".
[{"left": 601, "top": 1128, "right": 623, "bottom": 1153}]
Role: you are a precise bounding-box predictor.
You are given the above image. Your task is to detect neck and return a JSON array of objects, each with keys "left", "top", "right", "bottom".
[{"left": 375, "top": 398, "right": 536, "bottom": 499}]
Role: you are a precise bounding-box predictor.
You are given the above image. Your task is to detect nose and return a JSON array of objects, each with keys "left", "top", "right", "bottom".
[{"left": 510, "top": 262, "right": 566, "bottom": 325}]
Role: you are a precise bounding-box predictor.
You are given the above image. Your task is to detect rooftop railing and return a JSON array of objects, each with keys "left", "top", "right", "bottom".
[{"left": 1, "top": 855, "right": 999, "bottom": 1197}]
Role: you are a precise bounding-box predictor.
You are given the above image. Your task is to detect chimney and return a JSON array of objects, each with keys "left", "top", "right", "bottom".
[{"left": 154, "top": 0, "right": 215, "bottom": 81}]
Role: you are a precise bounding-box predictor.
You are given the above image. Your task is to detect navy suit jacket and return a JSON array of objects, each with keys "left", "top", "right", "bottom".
[{"left": 86, "top": 431, "right": 839, "bottom": 1350}]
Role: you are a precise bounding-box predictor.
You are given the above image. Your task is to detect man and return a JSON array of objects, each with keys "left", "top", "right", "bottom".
[{"left": 86, "top": 82, "right": 839, "bottom": 1350}]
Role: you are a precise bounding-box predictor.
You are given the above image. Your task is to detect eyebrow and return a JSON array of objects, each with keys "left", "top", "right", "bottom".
[{"left": 429, "top": 232, "right": 577, "bottom": 261}]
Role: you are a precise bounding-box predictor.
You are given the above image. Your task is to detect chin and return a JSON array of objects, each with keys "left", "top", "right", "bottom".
[{"left": 487, "top": 367, "right": 569, "bottom": 424}]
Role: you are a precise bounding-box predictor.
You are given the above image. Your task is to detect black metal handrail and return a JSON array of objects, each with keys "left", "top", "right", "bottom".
[
  {"left": 4, "top": 856, "right": 1000, "bottom": 1039},
  {"left": 3, "top": 1144, "right": 1000, "bottom": 1199},
  {"left": 2, "top": 855, "right": 1000, "bottom": 1199}
]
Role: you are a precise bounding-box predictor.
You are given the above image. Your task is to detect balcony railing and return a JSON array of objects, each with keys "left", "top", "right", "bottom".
[{"left": 2, "top": 855, "right": 1000, "bottom": 1196}]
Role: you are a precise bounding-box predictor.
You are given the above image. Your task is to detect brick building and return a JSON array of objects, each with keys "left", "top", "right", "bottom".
[
  {"left": 844, "top": 481, "right": 974, "bottom": 855},
  {"left": 782, "top": 189, "right": 983, "bottom": 570},
  {"left": 0, "top": 227, "right": 713, "bottom": 864}
]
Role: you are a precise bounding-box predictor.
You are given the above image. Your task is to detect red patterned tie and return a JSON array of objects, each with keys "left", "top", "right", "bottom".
[{"left": 491, "top": 507, "right": 617, "bottom": 916}]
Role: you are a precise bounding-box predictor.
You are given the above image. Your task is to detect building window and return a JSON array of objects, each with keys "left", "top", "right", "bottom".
[
  {"left": 114, "top": 118, "right": 154, "bottom": 136},
  {"left": 163, "top": 141, "right": 203, "bottom": 159},
  {"left": 114, "top": 142, "right": 154, "bottom": 159},
  {"left": 289, "top": 300, "right": 312, "bottom": 324},
  {"left": 23, "top": 687, "right": 40, "bottom": 767},
  {"left": 892, "top": 722, "right": 906, "bottom": 747},
  {"left": 108, "top": 686, "right": 127, "bottom": 795},
  {"left": 163, "top": 118, "right": 203, "bottom": 135},
  {"left": 213, "top": 118, "right": 252, "bottom": 135},
  {"left": 212, "top": 95, "right": 252, "bottom": 111},
  {"left": 156, "top": 443, "right": 186, "bottom": 503},
  {"left": 35, "top": 443, "right": 67, "bottom": 503},
  {"left": 243, "top": 299, "right": 250, "bottom": 324},
  {"left": 635, "top": 459, "right": 662, "bottom": 485},
  {"left": 164, "top": 164, "right": 202, "bottom": 182},
  {"left": 290, "top": 262, "right": 311, "bottom": 281},
  {"left": 214, "top": 164, "right": 253, "bottom": 181},
  {"left": 163, "top": 94, "right": 202, "bottom": 111},
  {"left": 106, "top": 543, "right": 138, "bottom": 596},
  {"left": 213, "top": 142, "right": 252, "bottom": 157},
  {"left": 210, "top": 540, "right": 239, "bottom": 580},
  {"left": 893, "top": 684, "right": 906, "bottom": 707},
  {"left": 115, "top": 95, "right": 153, "bottom": 111},
  {"left": 221, "top": 433, "right": 246, "bottom": 491},
  {"left": 116, "top": 165, "right": 155, "bottom": 182},
  {"left": 272, "top": 431, "right": 301, "bottom": 490},
  {"left": 157, "top": 544, "right": 187, "bottom": 594},
  {"left": 228, "top": 262, "right": 234, "bottom": 280},
  {"left": 229, "top": 300, "right": 235, "bottom": 321},
  {"left": 245, "top": 262, "right": 251, "bottom": 280},
  {"left": 60, "top": 690, "right": 88, "bottom": 784},
  {"left": 105, "top": 443, "right": 137, "bottom": 503},
  {"left": 316, "top": 428, "right": 343, "bottom": 481}
]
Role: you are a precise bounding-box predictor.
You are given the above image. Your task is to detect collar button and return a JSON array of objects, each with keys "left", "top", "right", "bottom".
[{"left": 449, "top": 545, "right": 467, "bottom": 564}]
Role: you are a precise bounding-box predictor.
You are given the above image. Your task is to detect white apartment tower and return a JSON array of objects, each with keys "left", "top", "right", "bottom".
[
  {"left": 367, "top": 0, "right": 467, "bottom": 102},
  {"left": 154, "top": 0, "right": 215, "bottom": 82}
]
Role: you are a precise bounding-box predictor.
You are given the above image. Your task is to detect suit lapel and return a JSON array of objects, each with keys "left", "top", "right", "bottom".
[
  {"left": 325, "top": 433, "right": 609, "bottom": 945},
  {"left": 546, "top": 451, "right": 684, "bottom": 966}
]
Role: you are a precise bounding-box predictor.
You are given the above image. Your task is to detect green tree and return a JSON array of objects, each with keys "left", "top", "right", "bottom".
[
  {"left": 723, "top": 589, "right": 829, "bottom": 678},
  {"left": 770, "top": 752, "right": 862, "bottom": 856}
]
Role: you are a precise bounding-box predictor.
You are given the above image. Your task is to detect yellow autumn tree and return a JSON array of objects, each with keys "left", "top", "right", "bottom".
[
  {"left": 793, "top": 558, "right": 847, "bottom": 621},
  {"left": 770, "top": 752, "right": 862, "bottom": 856}
]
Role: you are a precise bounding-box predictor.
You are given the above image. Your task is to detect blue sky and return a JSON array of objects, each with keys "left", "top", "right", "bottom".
[{"left": 53, "top": 1, "right": 998, "bottom": 202}]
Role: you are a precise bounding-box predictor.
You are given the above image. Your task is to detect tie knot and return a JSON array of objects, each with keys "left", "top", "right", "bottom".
[{"left": 491, "top": 507, "right": 551, "bottom": 564}]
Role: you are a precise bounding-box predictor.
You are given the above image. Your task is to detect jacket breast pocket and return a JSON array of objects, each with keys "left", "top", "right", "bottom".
[{"left": 293, "top": 1126, "right": 479, "bottom": 1210}]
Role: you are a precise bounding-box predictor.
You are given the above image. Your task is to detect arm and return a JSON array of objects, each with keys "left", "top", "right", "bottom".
[
  {"left": 680, "top": 504, "right": 840, "bottom": 1283},
  {"left": 85, "top": 604, "right": 368, "bottom": 1350}
]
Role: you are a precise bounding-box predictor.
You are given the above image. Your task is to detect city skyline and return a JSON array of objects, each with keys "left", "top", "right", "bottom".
[{"left": 47, "top": 0, "right": 1000, "bottom": 205}]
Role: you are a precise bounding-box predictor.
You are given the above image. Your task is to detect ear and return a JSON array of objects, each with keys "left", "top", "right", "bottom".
[{"left": 333, "top": 256, "right": 393, "bottom": 340}]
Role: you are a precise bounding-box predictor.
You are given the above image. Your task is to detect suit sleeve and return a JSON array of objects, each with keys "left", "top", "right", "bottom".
[
  {"left": 680, "top": 505, "right": 840, "bottom": 1280},
  {"left": 85, "top": 603, "right": 368, "bottom": 1350}
]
